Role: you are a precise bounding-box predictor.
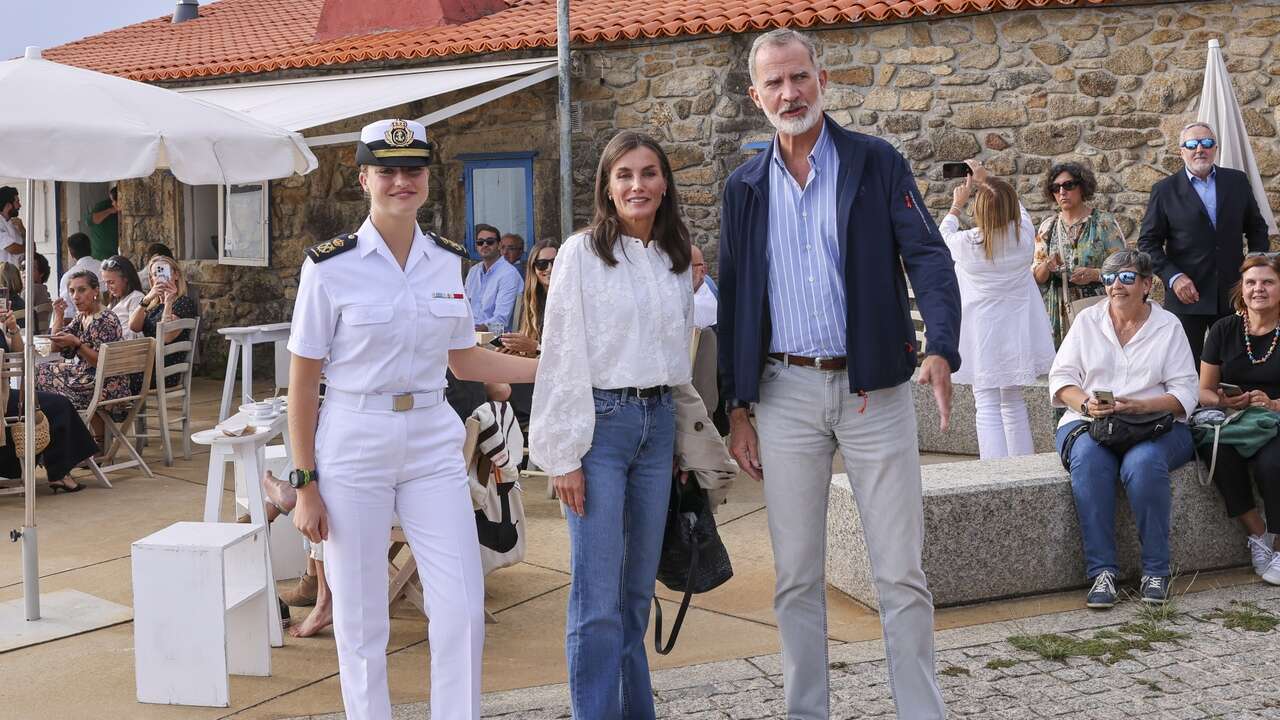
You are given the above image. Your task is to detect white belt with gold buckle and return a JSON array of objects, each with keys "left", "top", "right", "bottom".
[{"left": 323, "top": 388, "right": 445, "bottom": 412}]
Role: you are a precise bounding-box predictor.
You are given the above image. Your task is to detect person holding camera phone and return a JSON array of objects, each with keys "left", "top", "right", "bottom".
[
  {"left": 940, "top": 159, "right": 1055, "bottom": 460},
  {"left": 1196, "top": 253, "right": 1280, "bottom": 584},
  {"left": 1031, "top": 163, "right": 1127, "bottom": 347},
  {"left": 287, "top": 119, "right": 537, "bottom": 720},
  {"left": 129, "top": 255, "right": 197, "bottom": 387},
  {"left": 1050, "top": 250, "right": 1198, "bottom": 609}
]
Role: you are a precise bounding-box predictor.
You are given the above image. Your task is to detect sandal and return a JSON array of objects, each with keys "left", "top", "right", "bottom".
[{"left": 48, "top": 479, "right": 86, "bottom": 493}]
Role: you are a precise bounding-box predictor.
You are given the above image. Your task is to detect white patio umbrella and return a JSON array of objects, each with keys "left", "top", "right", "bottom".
[
  {"left": 0, "top": 47, "right": 317, "bottom": 624},
  {"left": 1196, "top": 38, "right": 1278, "bottom": 235}
]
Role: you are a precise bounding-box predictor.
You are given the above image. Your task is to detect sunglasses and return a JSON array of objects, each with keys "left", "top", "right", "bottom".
[
  {"left": 1049, "top": 180, "right": 1080, "bottom": 194},
  {"left": 533, "top": 258, "right": 555, "bottom": 271},
  {"left": 1101, "top": 271, "right": 1140, "bottom": 286},
  {"left": 1180, "top": 138, "right": 1217, "bottom": 150},
  {"left": 475, "top": 237, "right": 499, "bottom": 246}
]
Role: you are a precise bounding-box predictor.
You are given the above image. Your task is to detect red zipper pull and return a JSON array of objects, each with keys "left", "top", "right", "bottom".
[{"left": 904, "top": 192, "right": 914, "bottom": 209}]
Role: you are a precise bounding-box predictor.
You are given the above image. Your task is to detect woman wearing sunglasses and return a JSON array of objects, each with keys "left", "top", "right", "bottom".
[
  {"left": 941, "top": 159, "right": 1055, "bottom": 460},
  {"left": 1195, "top": 253, "right": 1280, "bottom": 585},
  {"left": 498, "top": 239, "right": 557, "bottom": 357},
  {"left": 1032, "top": 162, "right": 1127, "bottom": 347},
  {"left": 1049, "top": 249, "right": 1198, "bottom": 609}
]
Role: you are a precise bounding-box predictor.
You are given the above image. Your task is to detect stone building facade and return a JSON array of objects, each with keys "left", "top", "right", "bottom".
[{"left": 113, "top": 0, "right": 1280, "bottom": 374}]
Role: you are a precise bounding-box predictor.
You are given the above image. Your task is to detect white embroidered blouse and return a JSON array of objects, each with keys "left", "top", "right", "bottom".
[{"left": 529, "top": 232, "right": 693, "bottom": 476}]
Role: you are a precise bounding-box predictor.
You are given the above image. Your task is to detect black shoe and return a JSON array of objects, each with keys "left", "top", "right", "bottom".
[
  {"left": 1140, "top": 575, "right": 1170, "bottom": 605},
  {"left": 1086, "top": 570, "right": 1117, "bottom": 609},
  {"left": 48, "top": 480, "right": 86, "bottom": 493}
]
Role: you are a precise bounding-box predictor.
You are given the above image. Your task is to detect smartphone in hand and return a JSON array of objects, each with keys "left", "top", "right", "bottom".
[
  {"left": 1219, "top": 383, "right": 1245, "bottom": 398},
  {"left": 1093, "top": 390, "right": 1115, "bottom": 406},
  {"left": 942, "top": 162, "right": 972, "bottom": 180}
]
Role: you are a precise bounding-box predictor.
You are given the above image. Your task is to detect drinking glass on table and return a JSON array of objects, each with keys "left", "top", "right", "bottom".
[{"left": 488, "top": 319, "right": 506, "bottom": 336}]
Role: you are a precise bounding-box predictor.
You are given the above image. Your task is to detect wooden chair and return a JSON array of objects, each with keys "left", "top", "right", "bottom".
[
  {"left": 13, "top": 302, "right": 52, "bottom": 334},
  {"left": 133, "top": 317, "right": 200, "bottom": 465},
  {"left": 0, "top": 352, "right": 27, "bottom": 496},
  {"left": 81, "top": 337, "right": 156, "bottom": 487}
]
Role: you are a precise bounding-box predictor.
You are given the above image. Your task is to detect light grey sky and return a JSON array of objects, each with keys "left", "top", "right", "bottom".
[{"left": 5, "top": 0, "right": 178, "bottom": 60}]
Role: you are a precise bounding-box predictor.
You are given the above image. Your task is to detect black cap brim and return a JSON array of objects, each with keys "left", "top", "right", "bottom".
[{"left": 356, "top": 142, "right": 431, "bottom": 167}]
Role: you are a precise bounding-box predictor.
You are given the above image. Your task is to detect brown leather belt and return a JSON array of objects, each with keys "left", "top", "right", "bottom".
[{"left": 768, "top": 353, "right": 847, "bottom": 371}]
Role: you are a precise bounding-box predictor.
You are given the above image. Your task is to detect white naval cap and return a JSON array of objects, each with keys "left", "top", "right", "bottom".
[{"left": 356, "top": 118, "right": 432, "bottom": 167}]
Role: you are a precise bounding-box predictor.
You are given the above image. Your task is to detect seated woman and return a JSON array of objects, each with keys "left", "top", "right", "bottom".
[
  {"left": 1049, "top": 250, "right": 1198, "bottom": 609},
  {"left": 36, "top": 270, "right": 130, "bottom": 450},
  {"left": 498, "top": 239, "right": 557, "bottom": 358},
  {"left": 1196, "top": 254, "right": 1280, "bottom": 585},
  {"left": 0, "top": 308, "right": 97, "bottom": 492},
  {"left": 101, "top": 255, "right": 145, "bottom": 340},
  {"left": 129, "top": 255, "right": 197, "bottom": 387}
]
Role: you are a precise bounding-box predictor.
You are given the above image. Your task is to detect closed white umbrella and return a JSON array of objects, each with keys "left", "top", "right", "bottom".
[
  {"left": 0, "top": 47, "right": 317, "bottom": 625},
  {"left": 1197, "top": 38, "right": 1278, "bottom": 235}
]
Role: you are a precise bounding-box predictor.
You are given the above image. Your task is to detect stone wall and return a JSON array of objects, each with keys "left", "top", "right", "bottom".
[
  {"left": 117, "top": 0, "right": 1280, "bottom": 375},
  {"left": 573, "top": 0, "right": 1280, "bottom": 268}
]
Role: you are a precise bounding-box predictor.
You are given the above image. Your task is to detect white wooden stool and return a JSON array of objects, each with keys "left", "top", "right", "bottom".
[
  {"left": 132, "top": 521, "right": 272, "bottom": 707},
  {"left": 218, "top": 322, "right": 291, "bottom": 421},
  {"left": 193, "top": 412, "right": 293, "bottom": 648}
]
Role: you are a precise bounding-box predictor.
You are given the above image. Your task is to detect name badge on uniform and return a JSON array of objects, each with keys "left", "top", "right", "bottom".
[{"left": 432, "top": 292, "right": 465, "bottom": 299}]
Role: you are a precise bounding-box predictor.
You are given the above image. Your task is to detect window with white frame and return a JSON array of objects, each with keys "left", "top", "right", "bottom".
[{"left": 181, "top": 182, "right": 269, "bottom": 266}]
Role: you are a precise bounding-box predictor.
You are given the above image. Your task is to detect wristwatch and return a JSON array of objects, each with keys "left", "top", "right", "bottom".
[
  {"left": 288, "top": 468, "right": 318, "bottom": 489},
  {"left": 1078, "top": 400, "right": 1090, "bottom": 418},
  {"left": 726, "top": 398, "right": 751, "bottom": 412}
]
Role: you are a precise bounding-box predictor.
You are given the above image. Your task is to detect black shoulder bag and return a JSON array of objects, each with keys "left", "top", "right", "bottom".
[
  {"left": 652, "top": 471, "right": 733, "bottom": 655},
  {"left": 1060, "top": 411, "right": 1176, "bottom": 470}
]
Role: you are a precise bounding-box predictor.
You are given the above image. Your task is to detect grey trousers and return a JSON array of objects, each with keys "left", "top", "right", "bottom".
[{"left": 754, "top": 360, "right": 945, "bottom": 719}]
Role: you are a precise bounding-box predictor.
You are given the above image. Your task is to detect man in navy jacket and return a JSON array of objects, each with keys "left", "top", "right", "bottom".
[{"left": 718, "top": 29, "right": 959, "bottom": 720}]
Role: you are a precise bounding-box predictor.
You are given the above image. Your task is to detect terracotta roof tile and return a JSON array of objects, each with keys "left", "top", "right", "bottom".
[{"left": 43, "top": 0, "right": 1121, "bottom": 82}]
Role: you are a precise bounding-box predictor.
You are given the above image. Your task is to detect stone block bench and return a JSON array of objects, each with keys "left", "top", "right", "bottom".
[
  {"left": 913, "top": 373, "right": 1057, "bottom": 456},
  {"left": 826, "top": 452, "right": 1250, "bottom": 609}
]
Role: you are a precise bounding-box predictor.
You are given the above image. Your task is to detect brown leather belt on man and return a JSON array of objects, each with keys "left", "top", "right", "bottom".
[{"left": 767, "top": 353, "right": 847, "bottom": 371}]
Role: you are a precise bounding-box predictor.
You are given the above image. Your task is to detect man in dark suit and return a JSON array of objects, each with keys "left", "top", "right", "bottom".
[
  {"left": 1138, "top": 121, "right": 1270, "bottom": 363},
  {"left": 718, "top": 28, "right": 959, "bottom": 720}
]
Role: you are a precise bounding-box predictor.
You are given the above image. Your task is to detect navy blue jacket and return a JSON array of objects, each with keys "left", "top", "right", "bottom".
[{"left": 717, "top": 116, "right": 962, "bottom": 403}]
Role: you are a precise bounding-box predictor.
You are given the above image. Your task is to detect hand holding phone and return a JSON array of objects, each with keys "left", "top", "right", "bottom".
[
  {"left": 1219, "top": 383, "right": 1244, "bottom": 398},
  {"left": 1093, "top": 390, "right": 1115, "bottom": 405},
  {"left": 942, "top": 162, "right": 972, "bottom": 180}
]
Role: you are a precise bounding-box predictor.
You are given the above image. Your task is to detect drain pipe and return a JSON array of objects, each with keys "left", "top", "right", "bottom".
[
  {"left": 557, "top": 0, "right": 572, "bottom": 238},
  {"left": 173, "top": 0, "right": 199, "bottom": 24}
]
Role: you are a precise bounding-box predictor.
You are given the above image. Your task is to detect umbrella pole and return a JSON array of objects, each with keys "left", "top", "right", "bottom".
[{"left": 20, "top": 178, "right": 39, "bottom": 621}]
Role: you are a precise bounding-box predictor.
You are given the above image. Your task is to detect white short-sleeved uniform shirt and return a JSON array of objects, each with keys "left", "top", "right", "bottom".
[{"left": 288, "top": 217, "right": 475, "bottom": 394}]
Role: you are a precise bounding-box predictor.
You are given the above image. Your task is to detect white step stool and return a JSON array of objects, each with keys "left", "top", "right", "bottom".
[{"left": 132, "top": 521, "right": 272, "bottom": 707}]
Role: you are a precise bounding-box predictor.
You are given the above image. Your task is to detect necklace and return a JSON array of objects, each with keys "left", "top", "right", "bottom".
[{"left": 1243, "top": 313, "right": 1280, "bottom": 365}]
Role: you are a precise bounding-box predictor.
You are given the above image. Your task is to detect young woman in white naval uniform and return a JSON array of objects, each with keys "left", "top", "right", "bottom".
[{"left": 287, "top": 118, "right": 537, "bottom": 720}]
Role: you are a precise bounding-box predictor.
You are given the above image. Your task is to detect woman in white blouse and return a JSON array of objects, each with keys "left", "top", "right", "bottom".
[
  {"left": 941, "top": 160, "right": 1055, "bottom": 459},
  {"left": 1049, "top": 250, "right": 1198, "bottom": 610},
  {"left": 100, "top": 255, "right": 145, "bottom": 339},
  {"left": 530, "top": 131, "right": 693, "bottom": 719}
]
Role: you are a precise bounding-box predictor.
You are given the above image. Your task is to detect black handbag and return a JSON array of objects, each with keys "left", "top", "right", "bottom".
[
  {"left": 652, "top": 471, "right": 733, "bottom": 655},
  {"left": 1087, "top": 411, "right": 1175, "bottom": 454}
]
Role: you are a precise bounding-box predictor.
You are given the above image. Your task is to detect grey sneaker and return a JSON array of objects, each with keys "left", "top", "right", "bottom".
[
  {"left": 1086, "top": 571, "right": 1118, "bottom": 609},
  {"left": 1249, "top": 535, "right": 1275, "bottom": 576},
  {"left": 1140, "top": 575, "right": 1169, "bottom": 605}
]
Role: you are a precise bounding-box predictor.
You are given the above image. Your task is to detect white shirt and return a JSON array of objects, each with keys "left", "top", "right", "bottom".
[
  {"left": 0, "top": 216, "right": 22, "bottom": 267},
  {"left": 58, "top": 256, "right": 103, "bottom": 319},
  {"left": 288, "top": 217, "right": 475, "bottom": 394},
  {"left": 1048, "top": 299, "right": 1198, "bottom": 428},
  {"left": 693, "top": 281, "right": 718, "bottom": 329},
  {"left": 109, "top": 289, "right": 145, "bottom": 339},
  {"left": 529, "top": 232, "right": 694, "bottom": 476}
]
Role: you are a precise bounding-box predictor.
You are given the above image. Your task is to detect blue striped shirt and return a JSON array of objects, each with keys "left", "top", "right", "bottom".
[
  {"left": 765, "top": 124, "right": 846, "bottom": 356},
  {"left": 1187, "top": 165, "right": 1218, "bottom": 228}
]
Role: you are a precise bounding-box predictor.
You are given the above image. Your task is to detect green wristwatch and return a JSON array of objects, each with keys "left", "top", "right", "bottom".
[{"left": 288, "top": 468, "right": 318, "bottom": 489}]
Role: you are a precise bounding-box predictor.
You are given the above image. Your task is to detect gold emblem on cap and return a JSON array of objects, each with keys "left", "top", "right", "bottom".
[{"left": 384, "top": 120, "right": 414, "bottom": 148}]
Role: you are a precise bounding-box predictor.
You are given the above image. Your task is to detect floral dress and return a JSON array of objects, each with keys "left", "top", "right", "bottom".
[
  {"left": 36, "top": 309, "right": 130, "bottom": 419},
  {"left": 1033, "top": 208, "right": 1127, "bottom": 346}
]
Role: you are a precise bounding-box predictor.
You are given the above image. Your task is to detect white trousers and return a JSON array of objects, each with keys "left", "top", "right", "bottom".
[
  {"left": 754, "top": 361, "right": 945, "bottom": 720},
  {"left": 316, "top": 402, "right": 485, "bottom": 720},
  {"left": 972, "top": 386, "right": 1034, "bottom": 460}
]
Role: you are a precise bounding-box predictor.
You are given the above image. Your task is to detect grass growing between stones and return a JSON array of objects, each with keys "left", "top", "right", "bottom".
[
  {"left": 1008, "top": 622, "right": 1188, "bottom": 665},
  {"left": 984, "top": 658, "right": 1019, "bottom": 670},
  {"left": 1202, "top": 601, "right": 1280, "bottom": 633},
  {"left": 939, "top": 665, "right": 970, "bottom": 677}
]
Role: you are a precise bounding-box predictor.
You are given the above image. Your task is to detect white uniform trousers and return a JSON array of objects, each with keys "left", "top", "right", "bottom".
[{"left": 316, "top": 401, "right": 485, "bottom": 720}]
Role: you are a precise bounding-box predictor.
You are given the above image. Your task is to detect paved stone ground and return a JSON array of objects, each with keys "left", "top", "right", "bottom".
[{"left": 303, "top": 581, "right": 1280, "bottom": 719}]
